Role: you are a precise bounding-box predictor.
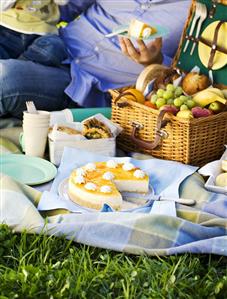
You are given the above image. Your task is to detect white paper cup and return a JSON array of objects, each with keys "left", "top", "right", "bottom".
[
  {"left": 23, "top": 125, "right": 49, "bottom": 157},
  {"left": 23, "top": 121, "right": 50, "bottom": 127},
  {"left": 23, "top": 110, "right": 50, "bottom": 157},
  {"left": 23, "top": 110, "right": 50, "bottom": 120}
]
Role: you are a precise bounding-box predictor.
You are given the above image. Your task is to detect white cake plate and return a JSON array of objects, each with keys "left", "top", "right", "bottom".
[{"left": 58, "top": 178, "right": 154, "bottom": 212}]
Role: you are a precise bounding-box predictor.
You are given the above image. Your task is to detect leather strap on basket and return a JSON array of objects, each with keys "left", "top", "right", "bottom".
[
  {"left": 208, "top": 21, "right": 224, "bottom": 70},
  {"left": 114, "top": 92, "right": 136, "bottom": 108},
  {"left": 131, "top": 110, "right": 169, "bottom": 150}
]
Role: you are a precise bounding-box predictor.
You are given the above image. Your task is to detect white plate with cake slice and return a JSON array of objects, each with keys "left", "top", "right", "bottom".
[
  {"left": 58, "top": 159, "right": 154, "bottom": 212},
  {"left": 58, "top": 178, "right": 154, "bottom": 212}
]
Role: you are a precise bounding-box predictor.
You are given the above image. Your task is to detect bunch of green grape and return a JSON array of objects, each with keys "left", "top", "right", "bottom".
[{"left": 150, "top": 84, "right": 196, "bottom": 110}]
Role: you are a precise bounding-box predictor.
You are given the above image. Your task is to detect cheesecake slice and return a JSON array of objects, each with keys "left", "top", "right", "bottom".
[
  {"left": 68, "top": 161, "right": 149, "bottom": 210},
  {"left": 128, "top": 19, "right": 157, "bottom": 39}
]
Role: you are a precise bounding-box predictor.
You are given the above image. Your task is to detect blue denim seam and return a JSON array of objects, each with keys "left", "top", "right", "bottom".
[
  {"left": 24, "top": 44, "right": 64, "bottom": 65},
  {"left": 1, "top": 92, "right": 65, "bottom": 101}
]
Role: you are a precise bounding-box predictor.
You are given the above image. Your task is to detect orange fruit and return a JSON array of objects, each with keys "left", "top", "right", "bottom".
[
  {"left": 144, "top": 101, "right": 157, "bottom": 109},
  {"left": 124, "top": 88, "right": 145, "bottom": 104}
]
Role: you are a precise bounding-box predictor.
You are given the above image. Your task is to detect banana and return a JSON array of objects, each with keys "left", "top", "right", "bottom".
[
  {"left": 193, "top": 90, "right": 227, "bottom": 107},
  {"left": 221, "top": 89, "right": 227, "bottom": 99},
  {"left": 207, "top": 88, "right": 225, "bottom": 98}
]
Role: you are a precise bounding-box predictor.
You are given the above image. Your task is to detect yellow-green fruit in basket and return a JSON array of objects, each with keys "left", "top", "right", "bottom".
[
  {"left": 124, "top": 88, "right": 145, "bottom": 104},
  {"left": 180, "top": 104, "right": 189, "bottom": 111},
  {"left": 209, "top": 101, "right": 225, "bottom": 113},
  {"left": 176, "top": 110, "right": 193, "bottom": 120},
  {"left": 156, "top": 98, "right": 166, "bottom": 109},
  {"left": 207, "top": 88, "right": 225, "bottom": 98},
  {"left": 221, "top": 89, "right": 227, "bottom": 99},
  {"left": 193, "top": 89, "right": 227, "bottom": 107}
]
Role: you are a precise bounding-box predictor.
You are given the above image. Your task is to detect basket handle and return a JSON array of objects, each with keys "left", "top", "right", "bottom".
[
  {"left": 114, "top": 92, "right": 137, "bottom": 107},
  {"left": 131, "top": 110, "right": 170, "bottom": 150}
]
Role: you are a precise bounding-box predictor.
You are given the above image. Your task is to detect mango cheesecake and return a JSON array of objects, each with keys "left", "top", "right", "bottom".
[
  {"left": 68, "top": 160, "right": 149, "bottom": 210},
  {"left": 128, "top": 19, "right": 157, "bottom": 39}
]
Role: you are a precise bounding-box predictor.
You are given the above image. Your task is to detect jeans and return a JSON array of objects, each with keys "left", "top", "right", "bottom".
[{"left": 0, "top": 26, "right": 77, "bottom": 119}]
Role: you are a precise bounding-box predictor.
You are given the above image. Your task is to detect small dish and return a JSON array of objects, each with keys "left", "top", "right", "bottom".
[
  {"left": 198, "top": 147, "right": 227, "bottom": 195},
  {"left": 1, "top": 154, "right": 57, "bottom": 185}
]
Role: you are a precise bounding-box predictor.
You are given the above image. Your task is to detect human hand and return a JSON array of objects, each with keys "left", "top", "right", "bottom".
[{"left": 119, "top": 37, "right": 163, "bottom": 67}]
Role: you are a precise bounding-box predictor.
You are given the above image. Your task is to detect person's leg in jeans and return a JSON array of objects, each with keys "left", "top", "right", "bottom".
[
  {"left": 21, "top": 34, "right": 68, "bottom": 67},
  {"left": 0, "top": 59, "right": 76, "bottom": 119},
  {"left": 0, "top": 26, "right": 38, "bottom": 59}
]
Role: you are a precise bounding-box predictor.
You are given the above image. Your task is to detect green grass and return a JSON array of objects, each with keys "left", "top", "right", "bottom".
[{"left": 0, "top": 225, "right": 226, "bottom": 299}]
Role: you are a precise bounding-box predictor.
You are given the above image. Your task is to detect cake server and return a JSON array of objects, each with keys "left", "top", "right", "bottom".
[{"left": 122, "top": 191, "right": 196, "bottom": 206}]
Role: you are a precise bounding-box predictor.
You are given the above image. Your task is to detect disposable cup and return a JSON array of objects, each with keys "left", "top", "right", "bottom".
[
  {"left": 23, "top": 125, "right": 49, "bottom": 158},
  {"left": 23, "top": 120, "right": 50, "bottom": 127},
  {"left": 22, "top": 110, "right": 50, "bottom": 157},
  {"left": 23, "top": 110, "right": 50, "bottom": 120}
]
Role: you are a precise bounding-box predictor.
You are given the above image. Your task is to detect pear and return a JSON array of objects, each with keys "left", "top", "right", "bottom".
[{"left": 176, "top": 110, "right": 194, "bottom": 120}]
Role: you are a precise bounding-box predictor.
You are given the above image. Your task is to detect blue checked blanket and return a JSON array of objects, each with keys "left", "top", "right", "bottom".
[{"left": 0, "top": 140, "right": 226, "bottom": 256}]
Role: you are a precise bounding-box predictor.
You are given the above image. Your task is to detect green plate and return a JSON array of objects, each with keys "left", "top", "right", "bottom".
[{"left": 0, "top": 154, "right": 57, "bottom": 185}]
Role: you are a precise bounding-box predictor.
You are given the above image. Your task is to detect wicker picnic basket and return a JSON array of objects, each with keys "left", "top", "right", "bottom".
[{"left": 111, "top": 0, "right": 227, "bottom": 166}]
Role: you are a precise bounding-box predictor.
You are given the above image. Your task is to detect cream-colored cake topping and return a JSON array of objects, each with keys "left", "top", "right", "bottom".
[
  {"left": 106, "top": 160, "right": 118, "bottom": 168},
  {"left": 142, "top": 28, "right": 152, "bottom": 38},
  {"left": 128, "top": 19, "right": 157, "bottom": 39},
  {"left": 85, "top": 163, "right": 96, "bottom": 171},
  {"left": 123, "top": 162, "right": 135, "bottom": 171},
  {"left": 85, "top": 182, "right": 97, "bottom": 191},
  {"left": 134, "top": 169, "right": 145, "bottom": 178},
  {"left": 103, "top": 171, "right": 115, "bottom": 180},
  {"left": 74, "top": 175, "right": 85, "bottom": 184},
  {"left": 76, "top": 168, "right": 86, "bottom": 176},
  {"left": 100, "top": 186, "right": 112, "bottom": 193}
]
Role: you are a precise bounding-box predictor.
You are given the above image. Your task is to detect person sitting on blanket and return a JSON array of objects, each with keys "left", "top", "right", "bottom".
[
  {"left": 0, "top": 0, "right": 79, "bottom": 119},
  {"left": 0, "top": 0, "right": 190, "bottom": 118}
]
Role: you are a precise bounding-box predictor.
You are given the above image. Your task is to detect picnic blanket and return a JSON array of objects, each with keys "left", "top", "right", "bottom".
[{"left": 0, "top": 139, "right": 227, "bottom": 256}]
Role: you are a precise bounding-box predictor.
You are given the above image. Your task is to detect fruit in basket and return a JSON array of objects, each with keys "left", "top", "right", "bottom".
[
  {"left": 151, "top": 94, "right": 158, "bottom": 104},
  {"left": 157, "top": 89, "right": 165, "bottom": 98},
  {"left": 182, "top": 72, "right": 210, "bottom": 95},
  {"left": 144, "top": 101, "right": 157, "bottom": 109},
  {"left": 174, "top": 86, "right": 184, "bottom": 97},
  {"left": 193, "top": 89, "right": 227, "bottom": 107},
  {"left": 180, "top": 104, "right": 189, "bottom": 111},
  {"left": 166, "top": 84, "right": 175, "bottom": 92},
  {"left": 215, "top": 173, "right": 227, "bottom": 187},
  {"left": 156, "top": 98, "right": 166, "bottom": 109},
  {"left": 186, "top": 99, "right": 196, "bottom": 109},
  {"left": 174, "top": 97, "right": 184, "bottom": 107},
  {"left": 163, "top": 90, "right": 174, "bottom": 100},
  {"left": 207, "top": 88, "right": 225, "bottom": 98},
  {"left": 209, "top": 102, "right": 225, "bottom": 113},
  {"left": 176, "top": 110, "right": 193, "bottom": 120},
  {"left": 191, "top": 107, "right": 213, "bottom": 118},
  {"left": 222, "top": 89, "right": 227, "bottom": 99},
  {"left": 124, "top": 88, "right": 145, "bottom": 104},
  {"left": 160, "top": 105, "right": 179, "bottom": 115}
]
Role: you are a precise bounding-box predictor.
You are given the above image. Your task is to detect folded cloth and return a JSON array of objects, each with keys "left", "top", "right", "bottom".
[{"left": 1, "top": 173, "right": 226, "bottom": 256}]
